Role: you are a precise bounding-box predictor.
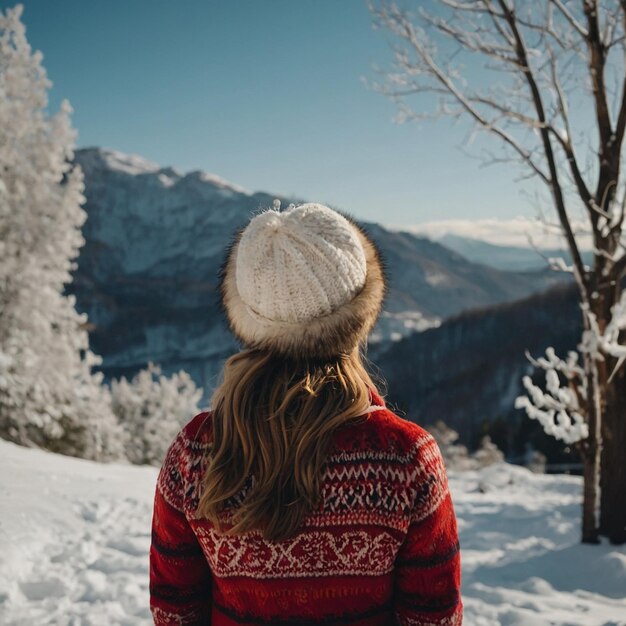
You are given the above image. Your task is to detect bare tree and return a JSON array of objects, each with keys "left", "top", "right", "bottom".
[{"left": 369, "top": 0, "right": 626, "bottom": 544}]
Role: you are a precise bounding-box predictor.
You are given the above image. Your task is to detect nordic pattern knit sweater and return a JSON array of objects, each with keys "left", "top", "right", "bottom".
[{"left": 149, "top": 389, "right": 462, "bottom": 625}]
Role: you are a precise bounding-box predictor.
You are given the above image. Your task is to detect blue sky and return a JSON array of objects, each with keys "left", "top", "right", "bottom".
[{"left": 12, "top": 0, "right": 537, "bottom": 225}]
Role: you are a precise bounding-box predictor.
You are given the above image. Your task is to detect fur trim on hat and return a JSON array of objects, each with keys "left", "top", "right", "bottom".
[{"left": 218, "top": 211, "right": 387, "bottom": 360}]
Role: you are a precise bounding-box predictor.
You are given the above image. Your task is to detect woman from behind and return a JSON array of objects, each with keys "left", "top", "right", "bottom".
[{"left": 149, "top": 202, "right": 462, "bottom": 625}]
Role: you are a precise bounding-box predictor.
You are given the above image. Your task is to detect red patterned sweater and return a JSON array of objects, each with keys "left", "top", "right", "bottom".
[{"left": 149, "top": 389, "right": 462, "bottom": 625}]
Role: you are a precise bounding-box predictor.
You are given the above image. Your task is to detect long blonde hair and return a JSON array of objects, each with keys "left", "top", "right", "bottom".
[{"left": 196, "top": 343, "right": 383, "bottom": 542}]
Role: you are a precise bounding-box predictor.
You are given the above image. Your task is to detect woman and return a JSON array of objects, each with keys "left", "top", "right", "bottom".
[{"left": 149, "top": 203, "right": 462, "bottom": 625}]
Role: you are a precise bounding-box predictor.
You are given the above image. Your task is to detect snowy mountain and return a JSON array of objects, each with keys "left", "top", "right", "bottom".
[
  {"left": 1, "top": 438, "right": 624, "bottom": 625},
  {"left": 69, "top": 148, "right": 566, "bottom": 396}
]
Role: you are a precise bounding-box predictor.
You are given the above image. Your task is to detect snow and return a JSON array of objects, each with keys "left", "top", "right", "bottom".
[
  {"left": 190, "top": 170, "right": 251, "bottom": 195},
  {"left": 456, "top": 464, "right": 626, "bottom": 625},
  {"left": 425, "top": 270, "right": 451, "bottom": 286},
  {"left": 0, "top": 440, "right": 155, "bottom": 625},
  {"left": 157, "top": 173, "right": 176, "bottom": 188},
  {"left": 1, "top": 441, "right": 625, "bottom": 625},
  {"left": 97, "top": 149, "right": 161, "bottom": 176},
  {"left": 368, "top": 310, "right": 441, "bottom": 344}
]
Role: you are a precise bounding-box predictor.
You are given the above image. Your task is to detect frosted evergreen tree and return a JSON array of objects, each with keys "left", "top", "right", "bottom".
[
  {"left": 523, "top": 444, "right": 547, "bottom": 475},
  {"left": 426, "top": 420, "right": 474, "bottom": 471},
  {"left": 111, "top": 363, "right": 203, "bottom": 465},
  {"left": 0, "top": 5, "right": 123, "bottom": 460},
  {"left": 472, "top": 436, "right": 505, "bottom": 469},
  {"left": 427, "top": 420, "right": 505, "bottom": 471}
]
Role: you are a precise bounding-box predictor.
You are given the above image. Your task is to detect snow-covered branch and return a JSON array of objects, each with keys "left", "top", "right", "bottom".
[
  {"left": 515, "top": 347, "right": 588, "bottom": 444},
  {"left": 581, "top": 291, "right": 626, "bottom": 382}
]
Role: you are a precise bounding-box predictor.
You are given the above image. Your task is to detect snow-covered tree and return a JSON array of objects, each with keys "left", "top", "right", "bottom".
[
  {"left": 473, "top": 435, "right": 505, "bottom": 469},
  {"left": 0, "top": 5, "right": 123, "bottom": 460},
  {"left": 427, "top": 420, "right": 475, "bottom": 471},
  {"left": 523, "top": 444, "right": 547, "bottom": 474},
  {"left": 370, "top": 0, "right": 626, "bottom": 544},
  {"left": 111, "top": 362, "right": 204, "bottom": 466},
  {"left": 427, "top": 420, "right": 504, "bottom": 470}
]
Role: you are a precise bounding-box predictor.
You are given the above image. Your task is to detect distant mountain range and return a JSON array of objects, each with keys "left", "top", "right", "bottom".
[
  {"left": 68, "top": 147, "right": 572, "bottom": 417},
  {"left": 400, "top": 216, "right": 593, "bottom": 254},
  {"left": 434, "top": 233, "right": 594, "bottom": 272}
]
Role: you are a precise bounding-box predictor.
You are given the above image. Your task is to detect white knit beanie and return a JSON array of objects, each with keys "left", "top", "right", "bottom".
[
  {"left": 236, "top": 203, "right": 367, "bottom": 323},
  {"left": 219, "top": 202, "right": 386, "bottom": 359}
]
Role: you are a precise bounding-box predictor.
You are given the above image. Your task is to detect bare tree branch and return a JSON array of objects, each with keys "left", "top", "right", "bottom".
[
  {"left": 495, "top": 0, "right": 590, "bottom": 295},
  {"left": 548, "top": 0, "right": 589, "bottom": 38},
  {"left": 584, "top": 0, "right": 613, "bottom": 152},
  {"left": 613, "top": 3, "right": 626, "bottom": 152},
  {"left": 371, "top": 2, "right": 552, "bottom": 183}
]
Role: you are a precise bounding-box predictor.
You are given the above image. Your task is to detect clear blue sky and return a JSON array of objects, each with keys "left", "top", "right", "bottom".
[{"left": 11, "top": 0, "right": 536, "bottom": 225}]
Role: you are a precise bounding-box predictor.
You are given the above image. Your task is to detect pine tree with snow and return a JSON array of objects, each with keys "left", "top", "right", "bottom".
[
  {"left": 110, "top": 362, "right": 203, "bottom": 465},
  {"left": 0, "top": 5, "right": 123, "bottom": 460}
]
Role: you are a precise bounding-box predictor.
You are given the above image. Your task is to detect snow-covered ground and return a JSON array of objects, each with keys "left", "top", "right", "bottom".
[{"left": 0, "top": 440, "right": 624, "bottom": 626}]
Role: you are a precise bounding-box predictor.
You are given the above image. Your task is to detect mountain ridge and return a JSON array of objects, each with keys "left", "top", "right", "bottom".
[{"left": 68, "top": 147, "right": 570, "bottom": 400}]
